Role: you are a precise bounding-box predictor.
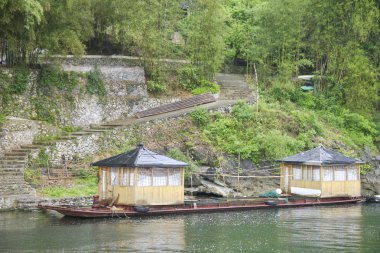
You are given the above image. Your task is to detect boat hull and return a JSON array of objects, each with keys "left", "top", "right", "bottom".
[{"left": 40, "top": 197, "right": 363, "bottom": 218}]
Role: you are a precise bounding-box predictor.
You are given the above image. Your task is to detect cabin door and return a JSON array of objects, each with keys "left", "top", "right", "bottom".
[{"left": 284, "top": 166, "right": 289, "bottom": 193}]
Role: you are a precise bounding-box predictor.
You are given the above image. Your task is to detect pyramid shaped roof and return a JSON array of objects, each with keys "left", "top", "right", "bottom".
[
  {"left": 92, "top": 144, "right": 189, "bottom": 168},
  {"left": 278, "top": 146, "right": 361, "bottom": 165}
]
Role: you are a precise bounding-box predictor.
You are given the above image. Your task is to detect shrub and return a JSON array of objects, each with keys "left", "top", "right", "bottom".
[
  {"left": 191, "top": 107, "right": 210, "bottom": 127},
  {"left": 0, "top": 113, "right": 6, "bottom": 125},
  {"left": 37, "top": 66, "right": 79, "bottom": 96},
  {"left": 191, "top": 80, "right": 220, "bottom": 95},
  {"left": 86, "top": 67, "right": 106, "bottom": 96},
  {"left": 232, "top": 101, "right": 253, "bottom": 121},
  {"left": 33, "top": 97, "right": 59, "bottom": 124},
  {"left": 166, "top": 148, "right": 198, "bottom": 178},
  {"left": 10, "top": 67, "right": 29, "bottom": 95},
  {"left": 147, "top": 80, "right": 167, "bottom": 94},
  {"left": 178, "top": 66, "right": 199, "bottom": 91}
]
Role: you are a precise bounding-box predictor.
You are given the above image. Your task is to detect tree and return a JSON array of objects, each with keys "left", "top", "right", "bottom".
[
  {"left": 0, "top": 0, "right": 43, "bottom": 66},
  {"left": 36, "top": 0, "right": 93, "bottom": 57},
  {"left": 181, "top": 0, "right": 228, "bottom": 79}
]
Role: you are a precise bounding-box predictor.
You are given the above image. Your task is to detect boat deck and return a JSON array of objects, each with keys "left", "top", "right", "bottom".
[{"left": 40, "top": 197, "right": 363, "bottom": 218}]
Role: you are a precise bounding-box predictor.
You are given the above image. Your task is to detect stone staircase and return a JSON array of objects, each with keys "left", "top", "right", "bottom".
[
  {"left": 135, "top": 93, "right": 216, "bottom": 118},
  {"left": 215, "top": 73, "right": 255, "bottom": 100},
  {"left": 0, "top": 148, "right": 37, "bottom": 209}
]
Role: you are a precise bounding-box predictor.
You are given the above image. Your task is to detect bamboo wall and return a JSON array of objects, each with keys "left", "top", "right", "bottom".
[
  {"left": 280, "top": 163, "right": 361, "bottom": 197},
  {"left": 98, "top": 166, "right": 185, "bottom": 205}
]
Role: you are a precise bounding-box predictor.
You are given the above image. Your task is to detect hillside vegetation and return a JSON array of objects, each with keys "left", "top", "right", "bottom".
[{"left": 0, "top": 1, "right": 379, "bottom": 171}]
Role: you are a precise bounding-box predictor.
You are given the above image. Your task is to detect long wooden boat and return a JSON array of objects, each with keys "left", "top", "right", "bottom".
[{"left": 39, "top": 197, "right": 363, "bottom": 218}]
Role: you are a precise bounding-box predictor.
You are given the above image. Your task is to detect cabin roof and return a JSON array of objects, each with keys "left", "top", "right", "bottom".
[
  {"left": 91, "top": 144, "right": 189, "bottom": 168},
  {"left": 278, "top": 145, "right": 362, "bottom": 165}
]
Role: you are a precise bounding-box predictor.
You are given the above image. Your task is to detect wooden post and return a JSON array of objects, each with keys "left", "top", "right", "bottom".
[{"left": 253, "top": 63, "right": 259, "bottom": 113}]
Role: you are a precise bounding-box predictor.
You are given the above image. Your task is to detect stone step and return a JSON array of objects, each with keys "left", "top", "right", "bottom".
[
  {"left": 1, "top": 154, "right": 28, "bottom": 160},
  {"left": 32, "top": 140, "right": 57, "bottom": 146},
  {"left": 0, "top": 175, "right": 24, "bottom": 180},
  {"left": 69, "top": 132, "right": 94, "bottom": 137},
  {"left": 0, "top": 160, "right": 26, "bottom": 165},
  {"left": 20, "top": 145, "right": 44, "bottom": 149},
  {"left": 82, "top": 128, "right": 108, "bottom": 133},
  {"left": 89, "top": 124, "right": 115, "bottom": 130},
  {"left": 55, "top": 136, "right": 77, "bottom": 141},
  {"left": 3, "top": 151, "right": 29, "bottom": 156},
  {"left": 0, "top": 190, "right": 36, "bottom": 197},
  {"left": 0, "top": 167, "right": 23, "bottom": 172},
  {"left": 135, "top": 93, "right": 216, "bottom": 118},
  {"left": 215, "top": 73, "right": 246, "bottom": 81},
  {"left": 6, "top": 149, "right": 33, "bottom": 154}
]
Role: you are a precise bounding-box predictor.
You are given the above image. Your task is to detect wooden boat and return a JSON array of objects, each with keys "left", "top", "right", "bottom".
[{"left": 39, "top": 196, "right": 363, "bottom": 218}]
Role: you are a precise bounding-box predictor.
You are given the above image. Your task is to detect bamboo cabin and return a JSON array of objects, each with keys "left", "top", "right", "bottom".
[
  {"left": 92, "top": 144, "right": 188, "bottom": 206},
  {"left": 278, "top": 146, "right": 362, "bottom": 198}
]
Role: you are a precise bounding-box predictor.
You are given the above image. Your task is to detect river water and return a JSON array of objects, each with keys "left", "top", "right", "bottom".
[{"left": 0, "top": 203, "right": 379, "bottom": 252}]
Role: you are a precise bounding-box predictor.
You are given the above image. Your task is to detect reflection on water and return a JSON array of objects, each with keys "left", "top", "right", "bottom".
[
  {"left": 277, "top": 205, "right": 364, "bottom": 252},
  {"left": 0, "top": 204, "right": 379, "bottom": 252}
]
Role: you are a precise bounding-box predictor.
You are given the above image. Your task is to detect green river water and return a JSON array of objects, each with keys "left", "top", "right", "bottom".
[{"left": 0, "top": 203, "right": 379, "bottom": 252}]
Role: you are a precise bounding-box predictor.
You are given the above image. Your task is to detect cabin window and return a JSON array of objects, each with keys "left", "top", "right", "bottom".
[
  {"left": 302, "top": 167, "right": 308, "bottom": 180},
  {"left": 312, "top": 167, "right": 320, "bottom": 181},
  {"left": 110, "top": 167, "right": 118, "bottom": 186},
  {"left": 168, "top": 169, "right": 182, "bottom": 186},
  {"left": 137, "top": 168, "right": 152, "bottom": 186},
  {"left": 293, "top": 167, "right": 301, "bottom": 180},
  {"left": 347, "top": 166, "right": 358, "bottom": 181},
  {"left": 129, "top": 169, "right": 135, "bottom": 186},
  {"left": 334, "top": 167, "right": 346, "bottom": 181},
  {"left": 153, "top": 168, "right": 167, "bottom": 186},
  {"left": 323, "top": 168, "right": 333, "bottom": 181},
  {"left": 120, "top": 168, "right": 128, "bottom": 186}
]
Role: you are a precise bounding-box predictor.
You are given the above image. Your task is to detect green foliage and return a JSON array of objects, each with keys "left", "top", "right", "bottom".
[
  {"left": 191, "top": 80, "right": 220, "bottom": 95},
  {"left": 9, "top": 67, "right": 29, "bottom": 95},
  {"left": 166, "top": 148, "right": 198, "bottom": 178},
  {"left": 180, "top": 0, "right": 227, "bottom": 79},
  {"left": 61, "top": 126, "right": 82, "bottom": 133},
  {"left": 86, "top": 67, "right": 106, "bottom": 96},
  {"left": 178, "top": 66, "right": 200, "bottom": 91},
  {"left": 41, "top": 176, "right": 97, "bottom": 197},
  {"left": 191, "top": 107, "right": 210, "bottom": 127},
  {"left": 147, "top": 80, "right": 167, "bottom": 94},
  {"left": 178, "top": 66, "right": 220, "bottom": 94},
  {"left": 360, "top": 163, "right": 374, "bottom": 175},
  {"left": 24, "top": 168, "right": 42, "bottom": 186},
  {"left": 71, "top": 167, "right": 97, "bottom": 178},
  {"left": 232, "top": 101, "right": 253, "bottom": 121},
  {"left": 37, "top": 66, "right": 79, "bottom": 97},
  {"left": 33, "top": 96, "right": 59, "bottom": 124},
  {"left": 33, "top": 148, "right": 50, "bottom": 167},
  {"left": 0, "top": 113, "right": 6, "bottom": 125}
]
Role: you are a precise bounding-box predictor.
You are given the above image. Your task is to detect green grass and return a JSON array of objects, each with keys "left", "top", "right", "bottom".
[{"left": 40, "top": 176, "right": 97, "bottom": 198}]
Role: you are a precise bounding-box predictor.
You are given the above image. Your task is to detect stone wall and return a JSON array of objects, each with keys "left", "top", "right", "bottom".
[
  {"left": 0, "top": 117, "right": 60, "bottom": 155},
  {"left": 53, "top": 55, "right": 188, "bottom": 69}
]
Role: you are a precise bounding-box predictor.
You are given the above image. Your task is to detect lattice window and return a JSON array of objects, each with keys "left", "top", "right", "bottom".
[
  {"left": 312, "top": 166, "right": 320, "bottom": 181},
  {"left": 293, "top": 166, "right": 301, "bottom": 180},
  {"left": 323, "top": 168, "right": 333, "bottom": 181},
  {"left": 302, "top": 167, "right": 308, "bottom": 180},
  {"left": 347, "top": 166, "right": 358, "bottom": 181},
  {"left": 120, "top": 168, "right": 128, "bottom": 186},
  {"left": 110, "top": 167, "right": 118, "bottom": 186},
  {"left": 168, "top": 169, "right": 182, "bottom": 186},
  {"left": 137, "top": 168, "right": 152, "bottom": 186},
  {"left": 334, "top": 167, "right": 346, "bottom": 181},
  {"left": 129, "top": 169, "right": 134, "bottom": 186},
  {"left": 153, "top": 168, "right": 167, "bottom": 186}
]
